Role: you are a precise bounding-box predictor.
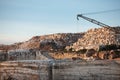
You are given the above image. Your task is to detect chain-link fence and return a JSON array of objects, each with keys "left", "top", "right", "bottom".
[
  {"left": 0, "top": 60, "right": 120, "bottom": 80},
  {"left": 52, "top": 60, "right": 120, "bottom": 80}
]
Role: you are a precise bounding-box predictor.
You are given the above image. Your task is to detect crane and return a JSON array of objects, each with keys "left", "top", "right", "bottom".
[
  {"left": 77, "top": 14, "right": 111, "bottom": 28},
  {"left": 77, "top": 9, "right": 120, "bottom": 28}
]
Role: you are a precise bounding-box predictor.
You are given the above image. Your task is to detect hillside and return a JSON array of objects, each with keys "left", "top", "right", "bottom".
[
  {"left": 0, "top": 27, "right": 120, "bottom": 52},
  {"left": 0, "top": 33, "right": 84, "bottom": 51}
]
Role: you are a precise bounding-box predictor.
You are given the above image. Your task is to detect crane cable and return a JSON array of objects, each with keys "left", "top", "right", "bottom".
[{"left": 81, "top": 8, "right": 120, "bottom": 15}]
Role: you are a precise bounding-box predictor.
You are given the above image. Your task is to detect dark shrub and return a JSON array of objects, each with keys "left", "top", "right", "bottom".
[{"left": 99, "top": 44, "right": 120, "bottom": 51}]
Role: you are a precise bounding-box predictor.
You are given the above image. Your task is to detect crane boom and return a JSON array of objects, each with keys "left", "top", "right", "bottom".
[{"left": 77, "top": 14, "right": 111, "bottom": 27}]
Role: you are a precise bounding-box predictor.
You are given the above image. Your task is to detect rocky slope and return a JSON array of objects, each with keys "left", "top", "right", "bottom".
[
  {"left": 0, "top": 27, "right": 120, "bottom": 52},
  {"left": 66, "top": 27, "right": 120, "bottom": 51}
]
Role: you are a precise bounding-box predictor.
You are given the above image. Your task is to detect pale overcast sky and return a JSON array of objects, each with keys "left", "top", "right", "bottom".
[{"left": 0, "top": 0, "right": 120, "bottom": 44}]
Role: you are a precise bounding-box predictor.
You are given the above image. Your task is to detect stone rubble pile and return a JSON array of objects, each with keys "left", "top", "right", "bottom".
[{"left": 66, "top": 27, "right": 120, "bottom": 51}]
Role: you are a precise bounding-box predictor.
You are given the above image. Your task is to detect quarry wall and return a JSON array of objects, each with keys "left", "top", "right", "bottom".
[
  {"left": 0, "top": 60, "right": 120, "bottom": 80},
  {"left": 0, "top": 49, "right": 53, "bottom": 61},
  {"left": 0, "top": 52, "right": 7, "bottom": 61},
  {"left": 0, "top": 60, "right": 52, "bottom": 80}
]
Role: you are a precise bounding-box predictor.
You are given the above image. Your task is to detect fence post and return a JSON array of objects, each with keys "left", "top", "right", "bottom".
[{"left": 48, "top": 60, "right": 53, "bottom": 80}]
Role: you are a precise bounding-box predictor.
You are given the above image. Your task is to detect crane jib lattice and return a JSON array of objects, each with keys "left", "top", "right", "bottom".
[
  {"left": 77, "top": 9, "right": 120, "bottom": 28},
  {"left": 77, "top": 14, "right": 111, "bottom": 28}
]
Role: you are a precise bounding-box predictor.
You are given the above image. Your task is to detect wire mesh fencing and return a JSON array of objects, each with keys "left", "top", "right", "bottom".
[{"left": 51, "top": 60, "right": 120, "bottom": 80}]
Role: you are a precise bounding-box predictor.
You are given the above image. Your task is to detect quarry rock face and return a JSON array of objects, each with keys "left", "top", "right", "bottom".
[{"left": 66, "top": 27, "right": 120, "bottom": 51}]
